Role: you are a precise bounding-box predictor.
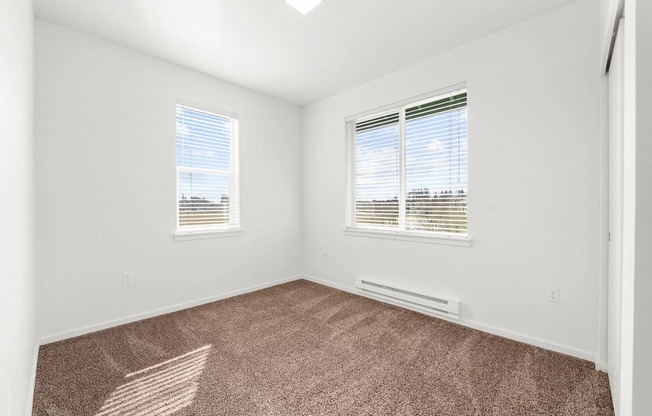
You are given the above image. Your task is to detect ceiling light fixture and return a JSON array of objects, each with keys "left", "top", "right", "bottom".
[{"left": 284, "top": 0, "right": 323, "bottom": 15}]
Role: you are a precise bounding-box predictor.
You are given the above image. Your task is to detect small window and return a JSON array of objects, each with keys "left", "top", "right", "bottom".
[
  {"left": 176, "top": 103, "right": 239, "bottom": 232},
  {"left": 346, "top": 87, "right": 468, "bottom": 237}
]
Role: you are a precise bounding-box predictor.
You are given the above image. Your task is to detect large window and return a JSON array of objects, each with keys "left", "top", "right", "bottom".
[
  {"left": 175, "top": 102, "right": 239, "bottom": 232},
  {"left": 346, "top": 87, "right": 468, "bottom": 238}
]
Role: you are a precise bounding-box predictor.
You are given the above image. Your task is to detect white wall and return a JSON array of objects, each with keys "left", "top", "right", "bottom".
[
  {"left": 35, "top": 20, "right": 303, "bottom": 340},
  {"left": 302, "top": 0, "right": 602, "bottom": 361},
  {"left": 632, "top": 0, "right": 652, "bottom": 412},
  {"left": 0, "top": 0, "right": 36, "bottom": 415}
]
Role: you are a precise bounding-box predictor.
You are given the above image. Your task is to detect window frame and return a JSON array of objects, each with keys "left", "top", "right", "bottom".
[
  {"left": 344, "top": 83, "right": 470, "bottom": 246},
  {"left": 173, "top": 100, "right": 241, "bottom": 240}
]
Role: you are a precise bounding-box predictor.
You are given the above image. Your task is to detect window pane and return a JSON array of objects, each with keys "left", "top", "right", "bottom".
[
  {"left": 178, "top": 172, "right": 230, "bottom": 227},
  {"left": 405, "top": 96, "right": 467, "bottom": 234},
  {"left": 355, "top": 114, "right": 400, "bottom": 228},
  {"left": 176, "top": 106, "right": 231, "bottom": 171}
]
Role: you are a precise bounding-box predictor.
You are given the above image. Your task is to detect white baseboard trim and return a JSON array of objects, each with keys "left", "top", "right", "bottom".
[
  {"left": 301, "top": 274, "right": 352, "bottom": 293},
  {"left": 37, "top": 273, "right": 602, "bottom": 368},
  {"left": 595, "top": 361, "right": 608, "bottom": 372},
  {"left": 300, "top": 274, "right": 599, "bottom": 365},
  {"left": 460, "top": 318, "right": 597, "bottom": 363},
  {"left": 26, "top": 340, "right": 39, "bottom": 416},
  {"left": 39, "top": 275, "right": 301, "bottom": 345}
]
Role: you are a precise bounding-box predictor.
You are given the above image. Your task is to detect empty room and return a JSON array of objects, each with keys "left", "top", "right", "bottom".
[{"left": 1, "top": 0, "right": 651, "bottom": 415}]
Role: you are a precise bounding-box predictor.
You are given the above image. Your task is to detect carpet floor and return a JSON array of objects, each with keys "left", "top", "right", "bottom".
[{"left": 33, "top": 280, "right": 614, "bottom": 415}]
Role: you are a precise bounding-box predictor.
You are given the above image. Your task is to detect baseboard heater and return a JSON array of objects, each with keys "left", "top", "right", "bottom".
[{"left": 356, "top": 277, "right": 461, "bottom": 320}]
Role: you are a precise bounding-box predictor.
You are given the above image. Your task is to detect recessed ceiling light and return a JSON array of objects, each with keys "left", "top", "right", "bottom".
[{"left": 285, "top": 0, "right": 323, "bottom": 15}]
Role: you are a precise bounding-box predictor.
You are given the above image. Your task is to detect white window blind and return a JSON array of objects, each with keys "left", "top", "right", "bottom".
[
  {"left": 176, "top": 103, "right": 239, "bottom": 231},
  {"left": 347, "top": 88, "right": 468, "bottom": 237},
  {"left": 353, "top": 113, "right": 401, "bottom": 227}
]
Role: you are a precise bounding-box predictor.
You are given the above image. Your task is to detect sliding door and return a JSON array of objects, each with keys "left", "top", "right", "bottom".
[{"left": 608, "top": 17, "right": 624, "bottom": 415}]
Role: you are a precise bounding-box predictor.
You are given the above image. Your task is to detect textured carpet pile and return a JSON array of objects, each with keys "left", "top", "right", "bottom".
[{"left": 33, "top": 280, "right": 614, "bottom": 415}]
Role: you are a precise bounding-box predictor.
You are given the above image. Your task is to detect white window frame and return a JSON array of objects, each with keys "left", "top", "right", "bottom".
[
  {"left": 173, "top": 100, "right": 241, "bottom": 241},
  {"left": 344, "top": 83, "right": 470, "bottom": 246}
]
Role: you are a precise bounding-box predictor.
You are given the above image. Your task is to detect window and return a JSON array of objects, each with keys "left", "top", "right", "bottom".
[
  {"left": 176, "top": 102, "right": 239, "bottom": 232},
  {"left": 346, "top": 87, "right": 468, "bottom": 239}
]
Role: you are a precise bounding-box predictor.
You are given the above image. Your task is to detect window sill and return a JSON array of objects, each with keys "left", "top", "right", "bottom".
[
  {"left": 172, "top": 229, "right": 242, "bottom": 242},
  {"left": 343, "top": 227, "right": 471, "bottom": 247}
]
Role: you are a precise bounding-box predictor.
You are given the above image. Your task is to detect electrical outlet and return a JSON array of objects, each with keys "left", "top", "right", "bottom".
[
  {"left": 122, "top": 272, "right": 134, "bottom": 285},
  {"left": 547, "top": 286, "right": 560, "bottom": 303},
  {"left": 321, "top": 249, "right": 332, "bottom": 261}
]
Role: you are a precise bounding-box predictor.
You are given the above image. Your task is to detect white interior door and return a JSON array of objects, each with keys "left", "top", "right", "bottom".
[{"left": 608, "top": 17, "right": 624, "bottom": 415}]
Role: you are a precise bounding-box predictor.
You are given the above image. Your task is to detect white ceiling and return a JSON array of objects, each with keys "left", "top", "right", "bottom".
[{"left": 35, "top": 0, "right": 581, "bottom": 106}]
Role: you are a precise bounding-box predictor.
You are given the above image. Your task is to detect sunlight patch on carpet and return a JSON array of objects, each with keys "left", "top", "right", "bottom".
[{"left": 95, "top": 345, "right": 211, "bottom": 416}]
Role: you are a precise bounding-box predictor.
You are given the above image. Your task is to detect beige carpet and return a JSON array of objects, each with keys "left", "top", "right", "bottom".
[{"left": 33, "top": 280, "right": 614, "bottom": 415}]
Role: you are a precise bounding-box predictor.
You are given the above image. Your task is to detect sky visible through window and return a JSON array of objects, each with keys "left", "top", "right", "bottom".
[
  {"left": 405, "top": 107, "right": 467, "bottom": 194},
  {"left": 176, "top": 106, "right": 231, "bottom": 203},
  {"left": 354, "top": 95, "right": 468, "bottom": 234},
  {"left": 355, "top": 107, "right": 468, "bottom": 200}
]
